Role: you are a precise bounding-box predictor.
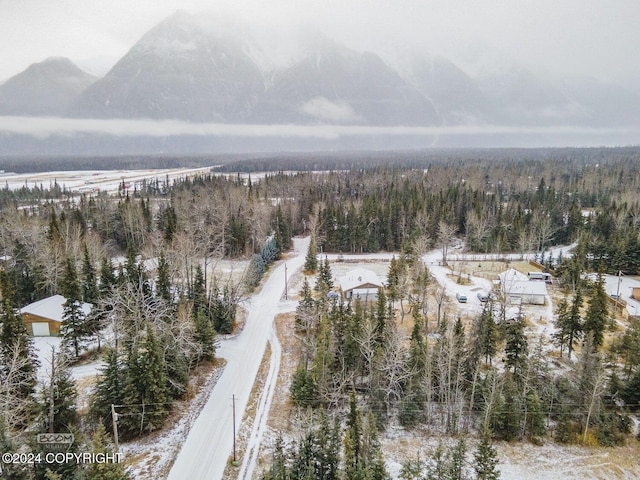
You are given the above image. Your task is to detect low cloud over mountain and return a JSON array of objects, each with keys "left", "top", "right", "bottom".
[{"left": 1, "top": 10, "right": 639, "bottom": 153}]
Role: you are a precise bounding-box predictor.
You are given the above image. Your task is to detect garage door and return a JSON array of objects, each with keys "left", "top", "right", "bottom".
[{"left": 32, "top": 323, "right": 50, "bottom": 336}]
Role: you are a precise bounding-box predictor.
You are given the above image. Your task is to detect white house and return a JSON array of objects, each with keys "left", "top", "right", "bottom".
[
  {"left": 20, "top": 295, "right": 92, "bottom": 336},
  {"left": 499, "top": 269, "right": 547, "bottom": 305},
  {"left": 338, "top": 268, "right": 384, "bottom": 302}
]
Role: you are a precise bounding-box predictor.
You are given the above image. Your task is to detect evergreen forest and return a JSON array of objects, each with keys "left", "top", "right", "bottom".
[{"left": 0, "top": 150, "right": 639, "bottom": 479}]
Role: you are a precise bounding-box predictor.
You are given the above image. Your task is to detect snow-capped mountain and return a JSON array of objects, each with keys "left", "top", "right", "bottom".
[
  {"left": 71, "top": 10, "right": 265, "bottom": 122},
  {"left": 1, "top": 10, "right": 640, "bottom": 133},
  {"left": 0, "top": 57, "right": 95, "bottom": 115}
]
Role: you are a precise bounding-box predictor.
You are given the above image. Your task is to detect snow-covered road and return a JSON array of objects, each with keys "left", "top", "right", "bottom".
[{"left": 167, "top": 236, "right": 309, "bottom": 480}]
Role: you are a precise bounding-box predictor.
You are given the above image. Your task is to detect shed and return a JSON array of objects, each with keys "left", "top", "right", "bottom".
[
  {"left": 20, "top": 295, "right": 92, "bottom": 337},
  {"left": 528, "top": 271, "right": 552, "bottom": 283},
  {"left": 338, "top": 268, "right": 384, "bottom": 302}
]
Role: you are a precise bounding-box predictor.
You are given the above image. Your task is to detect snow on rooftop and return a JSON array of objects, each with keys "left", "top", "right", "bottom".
[
  {"left": 499, "top": 268, "right": 529, "bottom": 284},
  {"left": 20, "top": 294, "right": 92, "bottom": 323},
  {"left": 338, "top": 267, "right": 384, "bottom": 292},
  {"left": 504, "top": 280, "right": 548, "bottom": 296}
]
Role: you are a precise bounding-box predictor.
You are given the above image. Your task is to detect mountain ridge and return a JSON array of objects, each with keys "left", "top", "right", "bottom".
[{"left": 1, "top": 10, "right": 639, "bottom": 129}]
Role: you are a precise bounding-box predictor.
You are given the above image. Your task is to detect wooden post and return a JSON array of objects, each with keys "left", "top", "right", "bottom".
[
  {"left": 111, "top": 404, "right": 119, "bottom": 452},
  {"left": 285, "top": 263, "right": 288, "bottom": 300},
  {"left": 48, "top": 347, "right": 56, "bottom": 433},
  {"left": 232, "top": 395, "right": 236, "bottom": 463}
]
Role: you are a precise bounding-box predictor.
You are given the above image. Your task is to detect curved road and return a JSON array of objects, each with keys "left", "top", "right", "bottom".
[{"left": 168, "top": 237, "right": 308, "bottom": 480}]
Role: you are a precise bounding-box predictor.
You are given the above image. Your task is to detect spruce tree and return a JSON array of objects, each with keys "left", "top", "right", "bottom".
[
  {"left": 316, "top": 410, "right": 340, "bottom": 480},
  {"left": 315, "top": 257, "right": 334, "bottom": 312},
  {"left": 119, "top": 324, "right": 168, "bottom": 438},
  {"left": 558, "top": 288, "right": 584, "bottom": 359},
  {"left": 362, "top": 410, "right": 388, "bottom": 480},
  {"left": 295, "top": 277, "right": 315, "bottom": 332},
  {"left": 496, "top": 374, "right": 520, "bottom": 441},
  {"left": 473, "top": 432, "right": 500, "bottom": 480},
  {"left": 552, "top": 297, "right": 570, "bottom": 357},
  {"left": 476, "top": 302, "right": 497, "bottom": 365},
  {"left": 290, "top": 364, "right": 319, "bottom": 408},
  {"left": 374, "top": 288, "right": 388, "bottom": 347},
  {"left": 399, "top": 318, "right": 426, "bottom": 427},
  {"left": 304, "top": 236, "right": 319, "bottom": 274},
  {"left": 448, "top": 437, "right": 469, "bottom": 480},
  {"left": 524, "top": 391, "right": 546, "bottom": 439},
  {"left": 99, "top": 257, "right": 117, "bottom": 299},
  {"left": 91, "top": 350, "right": 123, "bottom": 433},
  {"left": 387, "top": 256, "right": 400, "bottom": 303},
  {"left": 584, "top": 273, "right": 609, "bottom": 350},
  {"left": 82, "top": 245, "right": 98, "bottom": 305},
  {"left": 40, "top": 349, "right": 78, "bottom": 433},
  {"left": 315, "top": 257, "right": 334, "bottom": 294},
  {"left": 344, "top": 391, "right": 363, "bottom": 478},
  {"left": 155, "top": 251, "right": 172, "bottom": 303},
  {"left": 193, "top": 306, "right": 216, "bottom": 362},
  {"left": 60, "top": 257, "right": 88, "bottom": 358},
  {"left": 503, "top": 317, "right": 528, "bottom": 378},
  {"left": 85, "top": 424, "right": 131, "bottom": 480}
]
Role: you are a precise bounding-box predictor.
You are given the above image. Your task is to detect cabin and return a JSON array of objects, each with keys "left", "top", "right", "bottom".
[
  {"left": 632, "top": 287, "right": 640, "bottom": 302},
  {"left": 338, "top": 268, "right": 384, "bottom": 302},
  {"left": 20, "top": 295, "right": 92, "bottom": 337}
]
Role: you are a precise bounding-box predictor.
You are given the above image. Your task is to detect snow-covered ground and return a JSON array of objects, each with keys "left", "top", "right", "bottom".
[
  {"left": 1, "top": 167, "right": 212, "bottom": 195},
  {"left": 167, "top": 237, "right": 309, "bottom": 480},
  {"left": 31, "top": 336, "right": 104, "bottom": 383}
]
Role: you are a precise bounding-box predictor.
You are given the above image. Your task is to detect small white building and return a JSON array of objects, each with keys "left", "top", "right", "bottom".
[
  {"left": 338, "top": 268, "right": 384, "bottom": 302},
  {"left": 528, "top": 271, "right": 552, "bottom": 283},
  {"left": 503, "top": 281, "right": 547, "bottom": 305},
  {"left": 20, "top": 295, "right": 92, "bottom": 337},
  {"left": 499, "top": 269, "right": 547, "bottom": 305}
]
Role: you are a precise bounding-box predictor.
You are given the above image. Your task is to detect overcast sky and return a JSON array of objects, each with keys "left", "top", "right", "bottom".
[{"left": 1, "top": 0, "right": 639, "bottom": 91}]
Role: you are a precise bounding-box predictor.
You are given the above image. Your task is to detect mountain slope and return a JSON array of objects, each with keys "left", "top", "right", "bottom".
[
  {"left": 71, "top": 11, "right": 265, "bottom": 122},
  {"left": 254, "top": 40, "right": 441, "bottom": 126},
  {"left": 397, "top": 54, "right": 491, "bottom": 124},
  {"left": 0, "top": 57, "right": 95, "bottom": 115}
]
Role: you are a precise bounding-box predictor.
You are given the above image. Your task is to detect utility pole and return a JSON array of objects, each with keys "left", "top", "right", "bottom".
[
  {"left": 48, "top": 346, "right": 56, "bottom": 433},
  {"left": 285, "top": 263, "right": 288, "bottom": 300},
  {"left": 232, "top": 394, "right": 237, "bottom": 463},
  {"left": 111, "top": 404, "right": 119, "bottom": 452}
]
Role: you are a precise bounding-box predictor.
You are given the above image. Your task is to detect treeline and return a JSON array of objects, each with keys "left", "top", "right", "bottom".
[
  {"left": 0, "top": 154, "right": 240, "bottom": 174},
  {"left": 2, "top": 147, "right": 640, "bottom": 175},
  {"left": 214, "top": 146, "right": 640, "bottom": 173},
  {"left": 206, "top": 159, "right": 637, "bottom": 260}
]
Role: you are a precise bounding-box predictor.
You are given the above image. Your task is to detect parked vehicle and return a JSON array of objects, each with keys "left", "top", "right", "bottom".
[
  {"left": 456, "top": 292, "right": 468, "bottom": 303},
  {"left": 477, "top": 292, "right": 489, "bottom": 302}
]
